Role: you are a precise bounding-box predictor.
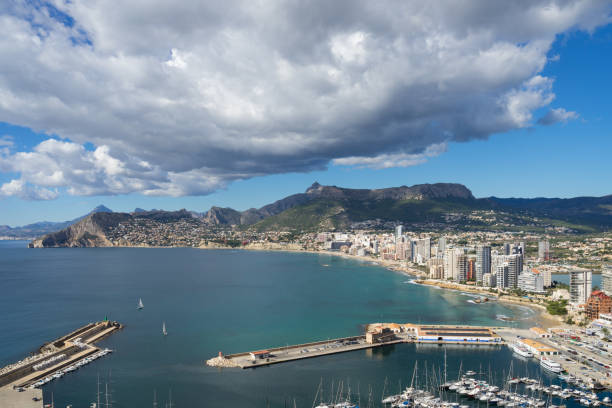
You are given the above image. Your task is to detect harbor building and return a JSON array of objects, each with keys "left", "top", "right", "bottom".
[
  {"left": 475, "top": 245, "right": 491, "bottom": 283},
  {"left": 585, "top": 290, "right": 612, "bottom": 320},
  {"left": 518, "top": 339, "right": 559, "bottom": 356},
  {"left": 570, "top": 269, "right": 592, "bottom": 305},
  {"left": 366, "top": 327, "right": 395, "bottom": 344},
  {"left": 602, "top": 264, "right": 612, "bottom": 297},
  {"left": 530, "top": 327, "right": 551, "bottom": 338},
  {"left": 414, "top": 326, "right": 501, "bottom": 343},
  {"left": 538, "top": 240, "right": 550, "bottom": 261},
  {"left": 249, "top": 350, "right": 271, "bottom": 360}
]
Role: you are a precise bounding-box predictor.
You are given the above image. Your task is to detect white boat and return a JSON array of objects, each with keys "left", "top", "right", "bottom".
[
  {"left": 540, "top": 358, "right": 562, "bottom": 373},
  {"left": 137, "top": 298, "right": 144, "bottom": 309},
  {"left": 511, "top": 344, "right": 533, "bottom": 358},
  {"left": 162, "top": 322, "right": 167, "bottom": 336}
]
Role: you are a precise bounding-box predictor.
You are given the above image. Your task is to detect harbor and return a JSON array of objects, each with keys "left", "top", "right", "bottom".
[
  {"left": 0, "top": 320, "right": 122, "bottom": 406},
  {"left": 207, "top": 324, "right": 505, "bottom": 369}
]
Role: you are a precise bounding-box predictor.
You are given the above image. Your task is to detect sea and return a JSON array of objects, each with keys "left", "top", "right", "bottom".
[{"left": 0, "top": 241, "right": 608, "bottom": 407}]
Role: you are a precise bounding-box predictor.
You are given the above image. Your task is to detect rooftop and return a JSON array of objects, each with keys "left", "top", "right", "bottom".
[{"left": 519, "top": 338, "right": 558, "bottom": 353}]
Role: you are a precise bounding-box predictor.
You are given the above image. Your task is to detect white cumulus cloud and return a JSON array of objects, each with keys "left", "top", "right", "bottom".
[{"left": 0, "top": 0, "right": 609, "bottom": 199}]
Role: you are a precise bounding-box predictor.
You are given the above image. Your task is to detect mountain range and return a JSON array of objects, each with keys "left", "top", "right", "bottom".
[
  {"left": 15, "top": 182, "right": 612, "bottom": 247},
  {"left": 0, "top": 205, "right": 113, "bottom": 239}
]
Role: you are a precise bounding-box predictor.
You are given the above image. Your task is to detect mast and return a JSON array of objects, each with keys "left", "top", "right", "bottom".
[
  {"left": 153, "top": 390, "right": 157, "bottom": 408},
  {"left": 410, "top": 361, "right": 418, "bottom": 389},
  {"left": 97, "top": 372, "right": 101, "bottom": 408},
  {"left": 444, "top": 348, "right": 447, "bottom": 384},
  {"left": 105, "top": 383, "right": 109, "bottom": 408}
]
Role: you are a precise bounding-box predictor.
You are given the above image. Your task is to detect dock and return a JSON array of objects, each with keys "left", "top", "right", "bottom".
[
  {"left": 0, "top": 320, "right": 123, "bottom": 406},
  {"left": 207, "top": 323, "right": 505, "bottom": 369}
]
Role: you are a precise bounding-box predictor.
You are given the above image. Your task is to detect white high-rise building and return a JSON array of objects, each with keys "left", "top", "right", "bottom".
[
  {"left": 443, "top": 248, "right": 463, "bottom": 281},
  {"left": 412, "top": 238, "right": 431, "bottom": 263},
  {"left": 538, "top": 268, "right": 552, "bottom": 288},
  {"left": 518, "top": 270, "right": 545, "bottom": 293},
  {"left": 496, "top": 265, "right": 509, "bottom": 289},
  {"left": 538, "top": 241, "right": 550, "bottom": 261},
  {"left": 437, "top": 236, "right": 446, "bottom": 258},
  {"left": 570, "top": 269, "right": 592, "bottom": 305},
  {"left": 395, "top": 225, "right": 403, "bottom": 242},
  {"left": 602, "top": 264, "right": 612, "bottom": 297},
  {"left": 475, "top": 245, "right": 491, "bottom": 283}
]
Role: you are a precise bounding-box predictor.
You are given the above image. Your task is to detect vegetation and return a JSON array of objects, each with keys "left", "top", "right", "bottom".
[{"left": 546, "top": 299, "right": 568, "bottom": 316}]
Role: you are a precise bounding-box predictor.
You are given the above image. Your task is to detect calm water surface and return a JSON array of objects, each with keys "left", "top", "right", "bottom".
[{"left": 1, "top": 241, "right": 603, "bottom": 407}]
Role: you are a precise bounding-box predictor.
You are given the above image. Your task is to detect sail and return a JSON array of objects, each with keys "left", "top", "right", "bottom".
[
  {"left": 137, "top": 298, "right": 144, "bottom": 309},
  {"left": 162, "top": 322, "right": 167, "bottom": 335}
]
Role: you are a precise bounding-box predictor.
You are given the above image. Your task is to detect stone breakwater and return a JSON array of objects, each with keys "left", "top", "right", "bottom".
[{"left": 206, "top": 356, "right": 240, "bottom": 368}]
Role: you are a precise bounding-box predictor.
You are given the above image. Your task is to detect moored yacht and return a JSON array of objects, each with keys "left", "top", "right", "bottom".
[
  {"left": 540, "top": 358, "right": 562, "bottom": 373},
  {"left": 511, "top": 343, "right": 533, "bottom": 358}
]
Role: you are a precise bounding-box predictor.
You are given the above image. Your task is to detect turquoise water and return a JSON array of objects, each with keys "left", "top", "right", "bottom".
[{"left": 0, "top": 242, "right": 575, "bottom": 407}]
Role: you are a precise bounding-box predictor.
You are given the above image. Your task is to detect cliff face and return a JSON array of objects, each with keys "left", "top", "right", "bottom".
[{"left": 29, "top": 213, "right": 129, "bottom": 248}]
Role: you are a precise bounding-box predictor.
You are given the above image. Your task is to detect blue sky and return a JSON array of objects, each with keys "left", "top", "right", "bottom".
[{"left": 0, "top": 2, "right": 611, "bottom": 226}]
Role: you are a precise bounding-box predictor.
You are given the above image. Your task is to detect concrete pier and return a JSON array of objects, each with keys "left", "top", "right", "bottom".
[{"left": 207, "top": 323, "right": 505, "bottom": 369}]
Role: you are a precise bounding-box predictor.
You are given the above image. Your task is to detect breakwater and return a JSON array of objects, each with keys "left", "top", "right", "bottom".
[{"left": 208, "top": 323, "right": 506, "bottom": 369}]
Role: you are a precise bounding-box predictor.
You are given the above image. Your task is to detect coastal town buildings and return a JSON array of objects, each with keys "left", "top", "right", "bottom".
[
  {"left": 570, "top": 269, "right": 593, "bottom": 305},
  {"left": 585, "top": 291, "right": 612, "bottom": 320}
]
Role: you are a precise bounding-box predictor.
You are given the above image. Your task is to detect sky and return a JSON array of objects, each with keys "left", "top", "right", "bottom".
[{"left": 0, "top": 0, "right": 611, "bottom": 226}]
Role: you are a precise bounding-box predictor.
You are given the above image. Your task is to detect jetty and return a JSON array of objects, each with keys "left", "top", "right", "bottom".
[
  {"left": 207, "top": 323, "right": 505, "bottom": 369},
  {"left": 0, "top": 320, "right": 123, "bottom": 406}
]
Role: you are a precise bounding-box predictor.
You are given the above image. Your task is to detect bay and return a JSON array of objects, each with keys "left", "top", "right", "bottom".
[{"left": 0, "top": 241, "right": 585, "bottom": 407}]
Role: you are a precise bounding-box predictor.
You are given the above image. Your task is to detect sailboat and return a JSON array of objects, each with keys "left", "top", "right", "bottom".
[
  {"left": 137, "top": 298, "right": 144, "bottom": 310},
  {"left": 162, "top": 322, "right": 167, "bottom": 336}
]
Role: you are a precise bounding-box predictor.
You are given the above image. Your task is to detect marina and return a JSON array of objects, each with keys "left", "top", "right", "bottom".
[{"left": 0, "top": 320, "right": 122, "bottom": 406}]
